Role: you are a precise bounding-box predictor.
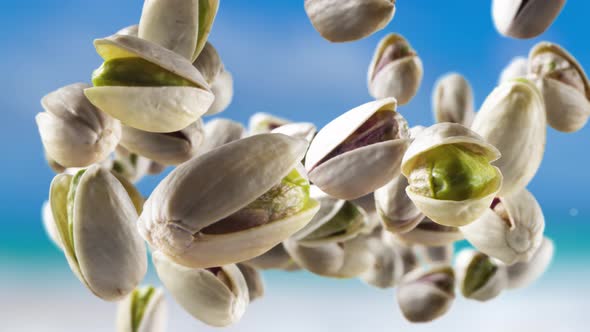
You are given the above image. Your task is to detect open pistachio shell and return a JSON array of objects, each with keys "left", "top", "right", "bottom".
[
  {"left": 199, "top": 118, "right": 246, "bottom": 153},
  {"left": 529, "top": 42, "right": 590, "bottom": 132},
  {"left": 236, "top": 263, "right": 265, "bottom": 302},
  {"left": 396, "top": 265, "right": 455, "bottom": 323},
  {"left": 460, "top": 188, "right": 545, "bottom": 265},
  {"left": 432, "top": 73, "right": 474, "bottom": 126},
  {"left": 139, "top": 134, "right": 319, "bottom": 268},
  {"left": 242, "top": 243, "right": 299, "bottom": 271},
  {"left": 360, "top": 229, "right": 404, "bottom": 288},
  {"left": 455, "top": 249, "right": 507, "bottom": 302},
  {"left": 506, "top": 237, "right": 554, "bottom": 289},
  {"left": 304, "top": 0, "right": 395, "bottom": 42},
  {"left": 120, "top": 120, "right": 204, "bottom": 165},
  {"left": 472, "top": 78, "right": 546, "bottom": 197},
  {"left": 153, "top": 251, "right": 248, "bottom": 327},
  {"left": 42, "top": 201, "right": 62, "bottom": 249},
  {"left": 395, "top": 217, "right": 463, "bottom": 247},
  {"left": 306, "top": 98, "right": 411, "bottom": 200},
  {"left": 248, "top": 112, "right": 291, "bottom": 135},
  {"left": 416, "top": 244, "right": 454, "bottom": 265},
  {"left": 37, "top": 83, "right": 121, "bottom": 168},
  {"left": 116, "top": 286, "right": 167, "bottom": 332},
  {"left": 401, "top": 123, "right": 503, "bottom": 227},
  {"left": 111, "top": 171, "right": 145, "bottom": 215},
  {"left": 375, "top": 174, "right": 424, "bottom": 234},
  {"left": 271, "top": 122, "right": 317, "bottom": 143},
  {"left": 49, "top": 165, "right": 147, "bottom": 301},
  {"left": 138, "top": 0, "right": 219, "bottom": 61},
  {"left": 85, "top": 34, "right": 213, "bottom": 133},
  {"left": 492, "top": 0, "right": 565, "bottom": 39},
  {"left": 368, "top": 34, "right": 423, "bottom": 105},
  {"left": 499, "top": 56, "right": 528, "bottom": 84}
]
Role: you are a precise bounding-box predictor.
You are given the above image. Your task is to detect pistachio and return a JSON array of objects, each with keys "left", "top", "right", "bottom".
[
  {"left": 395, "top": 217, "right": 463, "bottom": 247},
  {"left": 368, "top": 34, "right": 423, "bottom": 105},
  {"left": 49, "top": 165, "right": 147, "bottom": 301},
  {"left": 192, "top": 42, "right": 223, "bottom": 84},
  {"left": 472, "top": 78, "right": 546, "bottom": 196},
  {"left": 460, "top": 189, "right": 545, "bottom": 264},
  {"left": 374, "top": 174, "right": 424, "bottom": 234},
  {"left": 271, "top": 122, "right": 317, "bottom": 143},
  {"left": 138, "top": 0, "right": 219, "bottom": 61},
  {"left": 208, "top": 70, "right": 234, "bottom": 115},
  {"left": 138, "top": 134, "right": 319, "bottom": 268},
  {"left": 45, "top": 153, "right": 66, "bottom": 174},
  {"left": 111, "top": 146, "right": 151, "bottom": 184},
  {"left": 193, "top": 42, "right": 234, "bottom": 115},
  {"left": 360, "top": 229, "right": 403, "bottom": 288},
  {"left": 147, "top": 161, "right": 167, "bottom": 175},
  {"left": 248, "top": 112, "right": 291, "bottom": 135},
  {"left": 506, "top": 237, "right": 554, "bottom": 289},
  {"left": 111, "top": 171, "right": 146, "bottom": 215},
  {"left": 417, "top": 244, "right": 454, "bottom": 265},
  {"left": 236, "top": 263, "right": 265, "bottom": 302},
  {"left": 152, "top": 251, "right": 248, "bottom": 327},
  {"left": 432, "top": 73, "right": 475, "bottom": 126},
  {"left": 36, "top": 83, "right": 121, "bottom": 168},
  {"left": 396, "top": 265, "right": 455, "bottom": 323},
  {"left": 242, "top": 243, "right": 300, "bottom": 271},
  {"left": 306, "top": 98, "right": 410, "bottom": 200},
  {"left": 499, "top": 56, "right": 529, "bottom": 84},
  {"left": 85, "top": 34, "right": 213, "bottom": 133},
  {"left": 401, "top": 123, "right": 503, "bottom": 227},
  {"left": 492, "top": 0, "right": 565, "bottom": 39},
  {"left": 304, "top": 0, "right": 395, "bottom": 42},
  {"left": 528, "top": 42, "right": 590, "bottom": 132},
  {"left": 42, "top": 201, "right": 63, "bottom": 249},
  {"left": 351, "top": 193, "right": 377, "bottom": 216},
  {"left": 116, "top": 286, "right": 167, "bottom": 332},
  {"left": 455, "top": 249, "right": 507, "bottom": 302},
  {"left": 116, "top": 25, "right": 139, "bottom": 37},
  {"left": 199, "top": 118, "right": 246, "bottom": 153}
]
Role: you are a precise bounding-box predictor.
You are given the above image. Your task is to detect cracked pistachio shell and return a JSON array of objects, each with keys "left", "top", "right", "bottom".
[
  {"left": 199, "top": 118, "right": 246, "bottom": 153},
  {"left": 49, "top": 165, "right": 147, "bottom": 301},
  {"left": 492, "top": 0, "right": 565, "bottom": 39},
  {"left": 304, "top": 0, "right": 395, "bottom": 42},
  {"left": 529, "top": 42, "right": 590, "bottom": 132},
  {"left": 306, "top": 98, "right": 410, "bottom": 200},
  {"left": 284, "top": 232, "right": 375, "bottom": 278},
  {"left": 401, "top": 123, "right": 503, "bottom": 227},
  {"left": 396, "top": 265, "right": 455, "bottom": 323},
  {"left": 111, "top": 146, "right": 152, "bottom": 184},
  {"left": 506, "top": 237, "right": 554, "bottom": 289},
  {"left": 138, "top": 134, "right": 319, "bottom": 268},
  {"left": 455, "top": 249, "right": 507, "bottom": 302},
  {"left": 292, "top": 186, "right": 369, "bottom": 246},
  {"left": 236, "top": 263, "right": 265, "bottom": 302},
  {"left": 375, "top": 174, "right": 424, "bottom": 234},
  {"left": 417, "top": 244, "right": 454, "bottom": 265},
  {"left": 36, "top": 83, "right": 121, "bottom": 168},
  {"left": 368, "top": 34, "right": 423, "bottom": 105},
  {"left": 242, "top": 243, "right": 300, "bottom": 271},
  {"left": 153, "top": 251, "right": 248, "bottom": 327},
  {"left": 395, "top": 217, "right": 463, "bottom": 247},
  {"left": 432, "top": 73, "right": 475, "bottom": 126},
  {"left": 116, "top": 286, "right": 167, "bottom": 332},
  {"left": 360, "top": 229, "right": 404, "bottom": 288},
  {"left": 120, "top": 120, "right": 204, "bottom": 165},
  {"left": 138, "top": 0, "right": 219, "bottom": 61},
  {"left": 271, "top": 122, "right": 317, "bottom": 143},
  {"left": 85, "top": 34, "right": 213, "bottom": 133},
  {"left": 460, "top": 188, "right": 545, "bottom": 265},
  {"left": 42, "top": 201, "right": 62, "bottom": 249},
  {"left": 499, "top": 56, "right": 529, "bottom": 84},
  {"left": 472, "top": 78, "right": 546, "bottom": 197},
  {"left": 248, "top": 112, "right": 291, "bottom": 135}
]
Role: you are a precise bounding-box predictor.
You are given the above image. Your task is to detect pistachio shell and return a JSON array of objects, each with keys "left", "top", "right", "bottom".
[
  {"left": 248, "top": 112, "right": 291, "bottom": 135},
  {"left": 193, "top": 42, "right": 223, "bottom": 84},
  {"left": 138, "top": 134, "right": 319, "bottom": 268},
  {"left": 306, "top": 98, "right": 410, "bottom": 200},
  {"left": 116, "top": 25, "right": 138, "bottom": 37},
  {"left": 360, "top": 230, "right": 403, "bottom": 288},
  {"left": 111, "top": 171, "right": 145, "bottom": 214},
  {"left": 417, "top": 244, "right": 454, "bottom": 265},
  {"left": 153, "top": 251, "right": 248, "bottom": 327},
  {"left": 472, "top": 78, "right": 546, "bottom": 197},
  {"left": 506, "top": 237, "right": 554, "bottom": 289},
  {"left": 396, "top": 265, "right": 455, "bottom": 323},
  {"left": 116, "top": 286, "right": 167, "bottom": 332},
  {"left": 42, "top": 201, "right": 63, "bottom": 249},
  {"left": 50, "top": 166, "right": 147, "bottom": 301},
  {"left": 37, "top": 83, "right": 121, "bottom": 168},
  {"left": 351, "top": 193, "right": 377, "bottom": 215},
  {"left": 236, "top": 263, "right": 265, "bottom": 302},
  {"left": 401, "top": 123, "right": 502, "bottom": 227},
  {"left": 138, "top": 0, "right": 219, "bottom": 61},
  {"left": 395, "top": 217, "right": 463, "bottom": 246},
  {"left": 499, "top": 56, "right": 528, "bottom": 84},
  {"left": 492, "top": 0, "right": 565, "bottom": 39},
  {"left": 111, "top": 146, "right": 152, "bottom": 184},
  {"left": 432, "top": 73, "right": 474, "bottom": 126},
  {"left": 207, "top": 69, "right": 233, "bottom": 115},
  {"left": 120, "top": 120, "right": 204, "bottom": 165},
  {"left": 375, "top": 174, "right": 424, "bottom": 234},
  {"left": 199, "top": 118, "right": 246, "bottom": 153},
  {"left": 455, "top": 249, "right": 507, "bottom": 302},
  {"left": 271, "top": 122, "right": 317, "bottom": 143},
  {"left": 460, "top": 188, "right": 545, "bottom": 265},
  {"left": 529, "top": 42, "right": 590, "bottom": 133},
  {"left": 242, "top": 243, "right": 299, "bottom": 271},
  {"left": 368, "top": 34, "right": 423, "bottom": 105},
  {"left": 304, "top": 0, "right": 395, "bottom": 42}
]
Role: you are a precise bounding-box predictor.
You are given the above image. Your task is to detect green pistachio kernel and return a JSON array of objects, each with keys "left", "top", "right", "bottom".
[
  {"left": 66, "top": 169, "right": 86, "bottom": 250},
  {"left": 131, "top": 286, "right": 156, "bottom": 332},
  {"left": 462, "top": 253, "right": 497, "bottom": 297},
  {"left": 304, "top": 201, "right": 364, "bottom": 241},
  {"left": 92, "top": 57, "right": 197, "bottom": 87},
  {"left": 409, "top": 144, "right": 497, "bottom": 201}
]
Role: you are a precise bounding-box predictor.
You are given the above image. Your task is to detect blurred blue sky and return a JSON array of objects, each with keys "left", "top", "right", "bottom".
[{"left": 1, "top": 1, "right": 590, "bottom": 263}]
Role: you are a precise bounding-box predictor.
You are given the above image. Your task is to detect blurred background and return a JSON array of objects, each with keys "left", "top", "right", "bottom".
[{"left": 1, "top": 1, "right": 589, "bottom": 331}]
